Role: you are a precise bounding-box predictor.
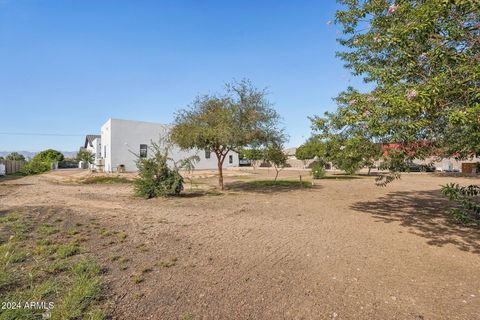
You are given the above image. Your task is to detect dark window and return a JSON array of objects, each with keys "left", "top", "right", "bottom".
[
  {"left": 205, "top": 148, "right": 211, "bottom": 159},
  {"left": 229, "top": 155, "right": 233, "bottom": 164},
  {"left": 104, "top": 146, "right": 107, "bottom": 158},
  {"left": 140, "top": 144, "right": 148, "bottom": 158}
]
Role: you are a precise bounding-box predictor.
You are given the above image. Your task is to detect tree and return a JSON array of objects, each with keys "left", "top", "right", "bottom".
[
  {"left": 309, "top": 111, "right": 382, "bottom": 175},
  {"left": 171, "top": 79, "right": 285, "bottom": 190},
  {"left": 5, "top": 152, "right": 25, "bottom": 161},
  {"left": 76, "top": 149, "right": 95, "bottom": 164},
  {"left": 263, "top": 144, "right": 288, "bottom": 182},
  {"left": 331, "top": 137, "right": 381, "bottom": 175},
  {"left": 295, "top": 140, "right": 324, "bottom": 168},
  {"left": 241, "top": 148, "right": 264, "bottom": 169},
  {"left": 312, "top": 0, "right": 478, "bottom": 182},
  {"left": 133, "top": 140, "right": 198, "bottom": 198},
  {"left": 33, "top": 149, "right": 64, "bottom": 163}
]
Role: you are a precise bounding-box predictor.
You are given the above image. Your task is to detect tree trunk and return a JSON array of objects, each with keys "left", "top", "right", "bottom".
[
  {"left": 218, "top": 161, "right": 224, "bottom": 190},
  {"left": 274, "top": 168, "right": 279, "bottom": 182},
  {"left": 216, "top": 153, "right": 225, "bottom": 190},
  {"left": 367, "top": 166, "right": 372, "bottom": 175}
]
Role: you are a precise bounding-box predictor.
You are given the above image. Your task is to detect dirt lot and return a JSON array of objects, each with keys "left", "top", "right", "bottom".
[{"left": 1, "top": 169, "right": 479, "bottom": 319}]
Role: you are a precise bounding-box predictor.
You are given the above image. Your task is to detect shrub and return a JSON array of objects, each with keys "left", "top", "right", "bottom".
[
  {"left": 133, "top": 141, "right": 198, "bottom": 198},
  {"left": 310, "top": 162, "right": 326, "bottom": 179},
  {"left": 21, "top": 160, "right": 51, "bottom": 175},
  {"left": 441, "top": 183, "right": 480, "bottom": 224}
]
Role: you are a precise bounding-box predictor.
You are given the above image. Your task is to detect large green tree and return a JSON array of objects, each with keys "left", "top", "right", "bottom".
[
  {"left": 312, "top": 0, "right": 479, "bottom": 181},
  {"left": 171, "top": 79, "right": 285, "bottom": 190},
  {"left": 295, "top": 138, "right": 326, "bottom": 168},
  {"left": 312, "top": 114, "right": 382, "bottom": 174},
  {"left": 33, "top": 149, "right": 64, "bottom": 163}
]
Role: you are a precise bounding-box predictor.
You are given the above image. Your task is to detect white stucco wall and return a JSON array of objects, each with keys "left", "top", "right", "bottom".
[
  {"left": 93, "top": 138, "right": 101, "bottom": 160},
  {"left": 100, "top": 118, "right": 239, "bottom": 172},
  {"left": 101, "top": 119, "right": 113, "bottom": 172},
  {"left": 86, "top": 138, "right": 102, "bottom": 160}
]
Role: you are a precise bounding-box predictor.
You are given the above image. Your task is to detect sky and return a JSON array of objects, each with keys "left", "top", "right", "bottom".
[{"left": 0, "top": 0, "right": 367, "bottom": 151}]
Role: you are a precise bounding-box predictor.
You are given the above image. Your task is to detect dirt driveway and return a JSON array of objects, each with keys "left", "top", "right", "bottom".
[{"left": 1, "top": 169, "right": 479, "bottom": 319}]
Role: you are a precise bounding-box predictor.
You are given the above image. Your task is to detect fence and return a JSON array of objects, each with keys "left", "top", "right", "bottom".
[
  {"left": 4, "top": 160, "right": 25, "bottom": 174},
  {"left": 461, "top": 162, "right": 479, "bottom": 174}
]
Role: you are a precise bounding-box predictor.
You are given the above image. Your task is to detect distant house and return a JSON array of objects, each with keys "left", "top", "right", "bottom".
[
  {"left": 94, "top": 118, "right": 239, "bottom": 172},
  {"left": 83, "top": 135, "right": 101, "bottom": 160},
  {"left": 283, "top": 147, "right": 297, "bottom": 160},
  {"left": 381, "top": 143, "right": 479, "bottom": 172}
]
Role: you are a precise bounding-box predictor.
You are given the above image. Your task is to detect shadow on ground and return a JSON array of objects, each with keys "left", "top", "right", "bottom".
[
  {"left": 177, "top": 191, "right": 219, "bottom": 198},
  {"left": 0, "top": 175, "right": 26, "bottom": 183},
  {"left": 351, "top": 189, "right": 480, "bottom": 254},
  {"left": 321, "top": 175, "right": 364, "bottom": 180},
  {"left": 226, "top": 180, "right": 319, "bottom": 194}
]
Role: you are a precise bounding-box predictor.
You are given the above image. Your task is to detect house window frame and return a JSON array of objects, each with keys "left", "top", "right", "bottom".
[
  {"left": 205, "top": 148, "right": 211, "bottom": 159},
  {"left": 140, "top": 144, "right": 148, "bottom": 158},
  {"left": 229, "top": 154, "right": 233, "bottom": 164}
]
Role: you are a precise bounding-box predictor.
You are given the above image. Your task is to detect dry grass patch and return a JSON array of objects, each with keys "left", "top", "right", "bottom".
[
  {"left": 81, "top": 176, "right": 131, "bottom": 184},
  {"left": 0, "top": 209, "right": 107, "bottom": 319}
]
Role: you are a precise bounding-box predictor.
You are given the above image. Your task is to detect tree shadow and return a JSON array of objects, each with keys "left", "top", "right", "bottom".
[
  {"left": 350, "top": 189, "right": 480, "bottom": 254},
  {"left": 0, "top": 175, "right": 26, "bottom": 182},
  {"left": 176, "top": 190, "right": 221, "bottom": 198},
  {"left": 226, "top": 180, "right": 319, "bottom": 194},
  {"left": 321, "top": 175, "right": 363, "bottom": 180}
]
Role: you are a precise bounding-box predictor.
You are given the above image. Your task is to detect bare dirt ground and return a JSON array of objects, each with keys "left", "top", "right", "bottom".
[{"left": 1, "top": 169, "right": 479, "bottom": 320}]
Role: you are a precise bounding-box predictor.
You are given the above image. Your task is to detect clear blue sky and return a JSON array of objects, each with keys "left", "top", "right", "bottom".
[{"left": 0, "top": 0, "right": 366, "bottom": 151}]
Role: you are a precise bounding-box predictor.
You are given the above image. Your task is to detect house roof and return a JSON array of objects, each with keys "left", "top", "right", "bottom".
[
  {"left": 84, "top": 135, "right": 101, "bottom": 148},
  {"left": 283, "top": 147, "right": 297, "bottom": 156}
]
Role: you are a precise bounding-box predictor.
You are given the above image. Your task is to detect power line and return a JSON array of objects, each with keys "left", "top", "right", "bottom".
[{"left": 0, "top": 132, "right": 84, "bottom": 137}]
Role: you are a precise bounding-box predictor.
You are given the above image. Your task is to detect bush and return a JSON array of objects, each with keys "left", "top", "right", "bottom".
[
  {"left": 133, "top": 141, "right": 197, "bottom": 198},
  {"left": 441, "top": 183, "right": 480, "bottom": 224},
  {"left": 310, "top": 162, "right": 326, "bottom": 179},
  {"left": 21, "top": 160, "right": 51, "bottom": 175}
]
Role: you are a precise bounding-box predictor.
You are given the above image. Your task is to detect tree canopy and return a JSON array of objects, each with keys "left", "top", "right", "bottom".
[
  {"left": 33, "top": 149, "right": 64, "bottom": 163},
  {"left": 76, "top": 149, "right": 94, "bottom": 164},
  {"left": 311, "top": 0, "right": 479, "bottom": 179},
  {"left": 5, "top": 152, "right": 25, "bottom": 161},
  {"left": 295, "top": 143, "right": 318, "bottom": 161},
  {"left": 240, "top": 148, "right": 264, "bottom": 169},
  {"left": 171, "top": 79, "right": 285, "bottom": 189},
  {"left": 263, "top": 144, "right": 288, "bottom": 182}
]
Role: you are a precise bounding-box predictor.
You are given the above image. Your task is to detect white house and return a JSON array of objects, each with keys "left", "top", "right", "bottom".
[
  {"left": 99, "top": 118, "right": 239, "bottom": 172},
  {"left": 83, "top": 135, "right": 101, "bottom": 160}
]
